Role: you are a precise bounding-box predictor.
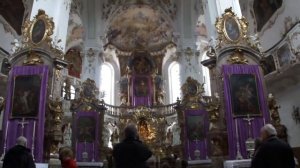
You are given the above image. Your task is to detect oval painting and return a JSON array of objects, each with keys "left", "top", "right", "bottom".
[
  {"left": 31, "top": 19, "right": 46, "bottom": 44},
  {"left": 224, "top": 17, "right": 240, "bottom": 42}
]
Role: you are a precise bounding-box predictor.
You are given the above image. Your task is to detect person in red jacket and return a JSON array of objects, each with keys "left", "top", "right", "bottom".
[{"left": 59, "top": 147, "right": 77, "bottom": 168}]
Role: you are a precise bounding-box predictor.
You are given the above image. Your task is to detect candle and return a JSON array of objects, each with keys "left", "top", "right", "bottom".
[{"left": 263, "top": 118, "right": 266, "bottom": 125}]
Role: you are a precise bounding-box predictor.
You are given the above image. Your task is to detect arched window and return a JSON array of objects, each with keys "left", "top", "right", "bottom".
[
  {"left": 100, "top": 63, "right": 114, "bottom": 105},
  {"left": 62, "top": 83, "right": 76, "bottom": 100},
  {"left": 168, "top": 62, "right": 181, "bottom": 103},
  {"left": 202, "top": 53, "right": 211, "bottom": 96}
]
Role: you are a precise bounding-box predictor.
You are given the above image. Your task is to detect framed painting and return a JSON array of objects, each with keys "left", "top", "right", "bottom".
[
  {"left": 229, "top": 74, "right": 261, "bottom": 117},
  {"left": 186, "top": 115, "right": 205, "bottom": 141},
  {"left": 277, "top": 44, "right": 292, "bottom": 67},
  {"left": 30, "top": 18, "right": 46, "bottom": 44},
  {"left": 223, "top": 16, "right": 241, "bottom": 42},
  {"left": 134, "top": 77, "right": 149, "bottom": 97},
  {"left": 77, "top": 116, "right": 96, "bottom": 142},
  {"left": 11, "top": 75, "right": 41, "bottom": 118}
]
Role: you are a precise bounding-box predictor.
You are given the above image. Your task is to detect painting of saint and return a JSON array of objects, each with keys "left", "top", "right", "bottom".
[
  {"left": 186, "top": 115, "right": 205, "bottom": 141},
  {"left": 254, "top": 0, "right": 283, "bottom": 31},
  {"left": 224, "top": 17, "right": 240, "bottom": 41},
  {"left": 229, "top": 74, "right": 261, "bottom": 117},
  {"left": 31, "top": 19, "right": 46, "bottom": 44},
  {"left": 11, "top": 75, "right": 41, "bottom": 118},
  {"left": 134, "top": 77, "right": 149, "bottom": 97},
  {"left": 277, "top": 44, "right": 292, "bottom": 67},
  {"left": 65, "top": 49, "right": 82, "bottom": 78},
  {"left": 77, "top": 116, "right": 96, "bottom": 142}
]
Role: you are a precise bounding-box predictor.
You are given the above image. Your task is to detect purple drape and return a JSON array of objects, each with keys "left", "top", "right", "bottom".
[
  {"left": 74, "top": 111, "right": 100, "bottom": 162},
  {"left": 1, "top": 65, "right": 49, "bottom": 162},
  {"left": 222, "top": 65, "right": 270, "bottom": 159},
  {"left": 184, "top": 109, "right": 209, "bottom": 160},
  {"left": 131, "top": 76, "right": 153, "bottom": 106}
]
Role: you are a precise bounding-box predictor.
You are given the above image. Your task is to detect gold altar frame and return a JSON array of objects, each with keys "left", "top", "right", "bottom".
[{"left": 22, "top": 9, "right": 54, "bottom": 46}]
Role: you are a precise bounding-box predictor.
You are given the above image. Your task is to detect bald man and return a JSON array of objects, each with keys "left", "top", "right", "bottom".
[
  {"left": 251, "top": 124, "right": 295, "bottom": 168},
  {"left": 3, "top": 136, "right": 36, "bottom": 168}
]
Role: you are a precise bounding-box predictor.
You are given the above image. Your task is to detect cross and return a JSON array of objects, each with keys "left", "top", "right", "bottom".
[
  {"left": 18, "top": 118, "right": 29, "bottom": 136},
  {"left": 243, "top": 114, "right": 255, "bottom": 138}
]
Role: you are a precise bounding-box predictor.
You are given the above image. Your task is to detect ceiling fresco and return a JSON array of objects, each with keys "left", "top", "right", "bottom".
[{"left": 105, "top": 5, "right": 174, "bottom": 51}]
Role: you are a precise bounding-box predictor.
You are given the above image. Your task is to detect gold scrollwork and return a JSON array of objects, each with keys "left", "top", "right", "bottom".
[
  {"left": 181, "top": 77, "right": 205, "bottom": 109},
  {"left": 23, "top": 51, "right": 44, "bottom": 65},
  {"left": 227, "top": 49, "right": 249, "bottom": 64},
  {"left": 22, "top": 9, "right": 54, "bottom": 48},
  {"left": 215, "top": 7, "right": 249, "bottom": 48}
]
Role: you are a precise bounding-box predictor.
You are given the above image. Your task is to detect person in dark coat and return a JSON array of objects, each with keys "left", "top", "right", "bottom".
[
  {"left": 3, "top": 136, "right": 36, "bottom": 168},
  {"left": 113, "top": 124, "right": 152, "bottom": 168},
  {"left": 251, "top": 124, "right": 295, "bottom": 168}
]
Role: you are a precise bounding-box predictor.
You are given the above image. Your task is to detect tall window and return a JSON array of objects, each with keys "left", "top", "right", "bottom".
[
  {"left": 202, "top": 53, "right": 211, "bottom": 96},
  {"left": 62, "top": 83, "right": 75, "bottom": 100},
  {"left": 168, "top": 62, "right": 181, "bottom": 103},
  {"left": 100, "top": 63, "right": 114, "bottom": 105}
]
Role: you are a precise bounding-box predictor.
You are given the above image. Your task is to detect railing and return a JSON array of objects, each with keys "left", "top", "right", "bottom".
[{"left": 100, "top": 101, "right": 179, "bottom": 117}]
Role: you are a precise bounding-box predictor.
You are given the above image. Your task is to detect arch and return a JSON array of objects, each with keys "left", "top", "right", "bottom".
[
  {"left": 168, "top": 61, "right": 181, "bottom": 103},
  {"left": 100, "top": 62, "right": 115, "bottom": 105}
]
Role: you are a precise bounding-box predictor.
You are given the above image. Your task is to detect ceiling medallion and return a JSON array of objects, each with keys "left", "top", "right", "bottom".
[{"left": 215, "top": 7, "right": 249, "bottom": 48}]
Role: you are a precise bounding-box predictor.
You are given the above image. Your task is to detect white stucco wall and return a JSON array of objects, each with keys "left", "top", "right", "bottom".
[{"left": 273, "top": 83, "right": 300, "bottom": 148}]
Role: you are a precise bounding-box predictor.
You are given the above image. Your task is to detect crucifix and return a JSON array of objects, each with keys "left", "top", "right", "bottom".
[
  {"left": 18, "top": 118, "right": 29, "bottom": 136},
  {"left": 243, "top": 114, "right": 255, "bottom": 138}
]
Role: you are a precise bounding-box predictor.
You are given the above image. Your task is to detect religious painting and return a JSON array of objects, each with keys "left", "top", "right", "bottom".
[
  {"left": 65, "top": 49, "right": 82, "bottom": 78},
  {"left": 186, "top": 115, "right": 205, "bottom": 141},
  {"left": 262, "top": 55, "right": 276, "bottom": 75},
  {"left": 134, "top": 77, "right": 149, "bottom": 97},
  {"left": 229, "top": 74, "right": 261, "bottom": 117},
  {"left": 77, "top": 116, "right": 96, "bottom": 142},
  {"left": 224, "top": 17, "right": 241, "bottom": 42},
  {"left": 132, "top": 56, "right": 153, "bottom": 74},
  {"left": 11, "top": 75, "right": 41, "bottom": 118},
  {"left": 277, "top": 44, "right": 292, "bottom": 67},
  {"left": 253, "top": 0, "right": 283, "bottom": 31},
  {"left": 30, "top": 19, "right": 46, "bottom": 44}
]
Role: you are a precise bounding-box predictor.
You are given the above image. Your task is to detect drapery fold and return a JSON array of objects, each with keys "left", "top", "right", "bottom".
[
  {"left": 2, "top": 65, "right": 49, "bottom": 162},
  {"left": 222, "top": 65, "right": 270, "bottom": 159}
]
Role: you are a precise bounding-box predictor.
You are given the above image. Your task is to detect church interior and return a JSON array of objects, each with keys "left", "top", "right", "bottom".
[{"left": 0, "top": 0, "right": 300, "bottom": 167}]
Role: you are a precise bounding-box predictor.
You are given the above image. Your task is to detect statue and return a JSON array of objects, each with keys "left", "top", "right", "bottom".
[
  {"left": 0, "top": 97, "right": 4, "bottom": 114},
  {"left": 165, "top": 128, "right": 173, "bottom": 145},
  {"left": 64, "top": 78, "right": 71, "bottom": 100},
  {"left": 62, "top": 123, "right": 72, "bottom": 147},
  {"left": 110, "top": 129, "right": 119, "bottom": 146}
]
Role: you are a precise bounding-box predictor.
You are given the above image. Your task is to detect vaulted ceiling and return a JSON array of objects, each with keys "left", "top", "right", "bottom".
[{"left": 0, "top": 0, "right": 25, "bottom": 35}]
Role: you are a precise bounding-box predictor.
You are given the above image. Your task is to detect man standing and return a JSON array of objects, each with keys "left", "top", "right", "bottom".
[
  {"left": 251, "top": 124, "right": 295, "bottom": 168},
  {"left": 113, "top": 124, "right": 152, "bottom": 168},
  {"left": 3, "top": 136, "right": 36, "bottom": 168}
]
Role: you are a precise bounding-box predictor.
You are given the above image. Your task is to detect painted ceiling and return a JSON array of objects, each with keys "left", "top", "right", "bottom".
[{"left": 105, "top": 5, "right": 174, "bottom": 51}]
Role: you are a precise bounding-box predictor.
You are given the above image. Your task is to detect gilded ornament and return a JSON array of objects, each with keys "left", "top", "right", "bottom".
[
  {"left": 215, "top": 7, "right": 250, "bottom": 48},
  {"left": 23, "top": 51, "right": 44, "bottom": 65},
  {"left": 22, "top": 9, "right": 54, "bottom": 48},
  {"left": 227, "top": 49, "right": 249, "bottom": 64}
]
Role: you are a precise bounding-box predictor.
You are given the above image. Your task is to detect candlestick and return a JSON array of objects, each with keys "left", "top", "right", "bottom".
[
  {"left": 32, "top": 121, "right": 36, "bottom": 160},
  {"left": 92, "top": 142, "right": 95, "bottom": 162},
  {"left": 235, "top": 119, "right": 243, "bottom": 160},
  {"left": 1, "top": 121, "right": 9, "bottom": 160},
  {"left": 187, "top": 139, "right": 191, "bottom": 160}
]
